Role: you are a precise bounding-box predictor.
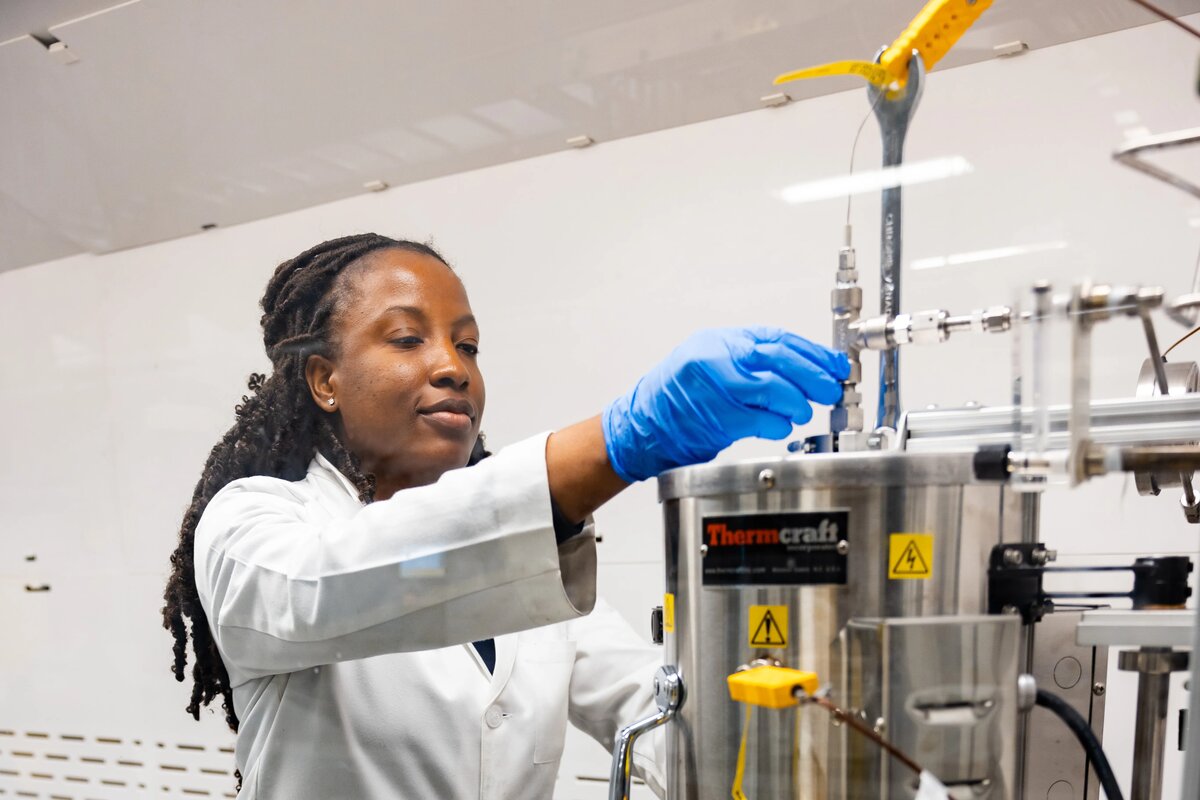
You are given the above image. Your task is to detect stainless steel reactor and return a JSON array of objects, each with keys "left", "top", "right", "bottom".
[{"left": 656, "top": 451, "right": 1023, "bottom": 800}]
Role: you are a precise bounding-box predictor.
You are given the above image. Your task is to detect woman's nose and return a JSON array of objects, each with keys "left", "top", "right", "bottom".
[{"left": 429, "top": 341, "right": 469, "bottom": 388}]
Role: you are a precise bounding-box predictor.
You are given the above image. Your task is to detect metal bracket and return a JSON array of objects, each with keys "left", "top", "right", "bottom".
[{"left": 988, "top": 545, "right": 1193, "bottom": 624}]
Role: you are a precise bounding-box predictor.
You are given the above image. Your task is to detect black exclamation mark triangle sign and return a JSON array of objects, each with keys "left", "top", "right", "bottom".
[
  {"left": 892, "top": 539, "right": 930, "bottom": 576},
  {"left": 750, "top": 609, "right": 786, "bottom": 647}
]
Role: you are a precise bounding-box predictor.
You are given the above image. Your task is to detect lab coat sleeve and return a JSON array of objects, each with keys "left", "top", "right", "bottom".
[
  {"left": 566, "top": 599, "right": 667, "bottom": 798},
  {"left": 193, "top": 432, "right": 597, "bottom": 683}
]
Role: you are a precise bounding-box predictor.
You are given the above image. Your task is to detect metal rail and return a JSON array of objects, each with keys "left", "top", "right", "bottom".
[{"left": 901, "top": 394, "right": 1200, "bottom": 453}]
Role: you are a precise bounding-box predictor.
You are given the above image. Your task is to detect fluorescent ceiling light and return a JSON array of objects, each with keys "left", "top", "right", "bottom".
[
  {"left": 911, "top": 240, "right": 1069, "bottom": 271},
  {"left": 778, "top": 156, "right": 973, "bottom": 205}
]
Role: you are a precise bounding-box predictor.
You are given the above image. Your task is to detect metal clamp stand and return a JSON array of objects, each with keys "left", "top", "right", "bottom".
[{"left": 608, "top": 665, "right": 684, "bottom": 800}]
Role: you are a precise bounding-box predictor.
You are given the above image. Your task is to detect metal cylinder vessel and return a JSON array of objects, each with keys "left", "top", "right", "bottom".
[{"left": 658, "top": 450, "right": 1024, "bottom": 800}]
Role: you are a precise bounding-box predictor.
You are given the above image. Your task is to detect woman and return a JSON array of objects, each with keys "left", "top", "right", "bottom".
[{"left": 163, "top": 233, "right": 848, "bottom": 798}]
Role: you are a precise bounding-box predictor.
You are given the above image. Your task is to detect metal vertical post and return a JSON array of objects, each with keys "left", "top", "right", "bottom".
[{"left": 869, "top": 52, "right": 924, "bottom": 430}]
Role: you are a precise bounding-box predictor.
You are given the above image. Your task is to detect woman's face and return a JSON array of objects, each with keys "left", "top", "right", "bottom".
[{"left": 305, "top": 248, "right": 485, "bottom": 492}]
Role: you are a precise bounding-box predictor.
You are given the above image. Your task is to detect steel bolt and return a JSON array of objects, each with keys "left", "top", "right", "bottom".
[
  {"left": 1093, "top": 682, "right": 1106, "bottom": 697},
  {"left": 1001, "top": 604, "right": 1020, "bottom": 616},
  {"left": 700, "top": 544, "right": 708, "bottom": 557},
  {"left": 1003, "top": 548, "right": 1025, "bottom": 566},
  {"left": 758, "top": 469, "right": 776, "bottom": 489},
  {"left": 836, "top": 540, "right": 850, "bottom": 556}
]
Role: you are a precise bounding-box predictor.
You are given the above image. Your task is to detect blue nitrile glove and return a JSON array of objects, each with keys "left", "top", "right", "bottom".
[{"left": 602, "top": 327, "right": 851, "bottom": 483}]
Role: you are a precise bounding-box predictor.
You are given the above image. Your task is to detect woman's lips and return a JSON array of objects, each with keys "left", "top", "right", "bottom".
[{"left": 418, "top": 410, "right": 474, "bottom": 433}]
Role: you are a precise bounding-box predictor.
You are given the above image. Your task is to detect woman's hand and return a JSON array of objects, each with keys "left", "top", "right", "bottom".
[
  {"left": 601, "top": 327, "right": 849, "bottom": 483},
  {"left": 546, "top": 328, "right": 848, "bottom": 524}
]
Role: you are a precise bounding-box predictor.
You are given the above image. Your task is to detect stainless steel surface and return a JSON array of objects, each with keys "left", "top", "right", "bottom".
[
  {"left": 869, "top": 51, "right": 924, "bottom": 432},
  {"left": 1119, "top": 648, "right": 1191, "bottom": 800},
  {"left": 658, "top": 450, "right": 982, "bottom": 501},
  {"left": 1068, "top": 283, "right": 1096, "bottom": 485},
  {"left": 1133, "top": 359, "right": 1199, "bottom": 522},
  {"left": 832, "top": 242, "right": 865, "bottom": 445},
  {"left": 1024, "top": 611, "right": 1109, "bottom": 800},
  {"left": 1180, "top": 589, "right": 1200, "bottom": 800},
  {"left": 661, "top": 452, "right": 1021, "bottom": 799},
  {"left": 1167, "top": 293, "right": 1200, "bottom": 328},
  {"left": 1076, "top": 610, "right": 1199, "bottom": 649},
  {"left": 843, "top": 616, "right": 1021, "bottom": 797},
  {"left": 608, "top": 665, "right": 683, "bottom": 800},
  {"left": 849, "top": 306, "right": 1012, "bottom": 350},
  {"left": 901, "top": 395, "right": 1200, "bottom": 453},
  {"left": 1113, "top": 126, "right": 1200, "bottom": 200},
  {"left": 1017, "top": 673, "right": 1037, "bottom": 713}
]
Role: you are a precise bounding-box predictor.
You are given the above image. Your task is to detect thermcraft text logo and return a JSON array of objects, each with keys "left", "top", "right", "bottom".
[
  {"left": 701, "top": 511, "right": 849, "bottom": 587},
  {"left": 706, "top": 518, "right": 839, "bottom": 547}
]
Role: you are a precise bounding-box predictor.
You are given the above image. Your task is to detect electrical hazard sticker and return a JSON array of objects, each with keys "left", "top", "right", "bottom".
[
  {"left": 748, "top": 605, "right": 788, "bottom": 648},
  {"left": 888, "top": 533, "right": 934, "bottom": 579}
]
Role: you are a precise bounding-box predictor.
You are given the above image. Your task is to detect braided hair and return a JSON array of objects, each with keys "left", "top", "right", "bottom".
[{"left": 162, "top": 233, "right": 484, "bottom": 737}]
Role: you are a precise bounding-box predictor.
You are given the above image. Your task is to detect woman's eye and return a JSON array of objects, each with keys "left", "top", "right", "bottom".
[{"left": 458, "top": 342, "right": 480, "bottom": 357}]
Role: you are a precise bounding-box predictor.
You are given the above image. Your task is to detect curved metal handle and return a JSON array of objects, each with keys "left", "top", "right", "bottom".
[{"left": 608, "top": 664, "right": 684, "bottom": 800}]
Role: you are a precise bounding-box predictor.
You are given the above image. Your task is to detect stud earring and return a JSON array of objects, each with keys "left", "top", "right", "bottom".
[{"left": 328, "top": 398, "right": 336, "bottom": 406}]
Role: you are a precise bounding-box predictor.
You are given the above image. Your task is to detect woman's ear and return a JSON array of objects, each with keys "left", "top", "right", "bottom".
[{"left": 305, "top": 354, "right": 339, "bottom": 413}]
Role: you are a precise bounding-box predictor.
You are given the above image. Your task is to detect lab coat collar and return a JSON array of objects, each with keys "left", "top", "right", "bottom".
[
  {"left": 309, "top": 449, "right": 521, "bottom": 695},
  {"left": 310, "top": 451, "right": 364, "bottom": 504}
]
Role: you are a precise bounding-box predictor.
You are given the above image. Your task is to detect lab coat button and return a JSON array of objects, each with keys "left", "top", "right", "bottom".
[{"left": 485, "top": 707, "right": 503, "bottom": 728}]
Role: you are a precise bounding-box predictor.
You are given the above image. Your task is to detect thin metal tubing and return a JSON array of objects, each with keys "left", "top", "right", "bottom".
[
  {"left": 808, "top": 695, "right": 924, "bottom": 776},
  {"left": 1113, "top": 127, "right": 1200, "bottom": 200},
  {"left": 1140, "top": 309, "right": 1172, "bottom": 394}
]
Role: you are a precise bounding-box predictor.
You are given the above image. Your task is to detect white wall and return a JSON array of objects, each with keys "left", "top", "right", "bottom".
[{"left": 1, "top": 14, "right": 1198, "bottom": 800}]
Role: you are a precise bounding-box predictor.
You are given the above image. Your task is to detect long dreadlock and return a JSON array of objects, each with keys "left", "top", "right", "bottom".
[{"left": 162, "top": 234, "right": 482, "bottom": 742}]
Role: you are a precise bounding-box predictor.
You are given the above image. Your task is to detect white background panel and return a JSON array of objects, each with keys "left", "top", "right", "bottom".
[{"left": 1, "top": 14, "right": 1199, "bottom": 799}]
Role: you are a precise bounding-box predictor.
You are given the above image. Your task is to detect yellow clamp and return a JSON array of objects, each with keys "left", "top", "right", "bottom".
[
  {"left": 774, "top": 0, "right": 993, "bottom": 89},
  {"left": 727, "top": 664, "right": 819, "bottom": 709},
  {"left": 727, "top": 665, "right": 819, "bottom": 799}
]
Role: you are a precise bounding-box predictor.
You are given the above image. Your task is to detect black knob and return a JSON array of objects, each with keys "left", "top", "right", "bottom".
[{"left": 650, "top": 606, "right": 664, "bottom": 645}]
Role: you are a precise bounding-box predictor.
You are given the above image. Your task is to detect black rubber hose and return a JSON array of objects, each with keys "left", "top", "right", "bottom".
[{"left": 1035, "top": 689, "right": 1124, "bottom": 800}]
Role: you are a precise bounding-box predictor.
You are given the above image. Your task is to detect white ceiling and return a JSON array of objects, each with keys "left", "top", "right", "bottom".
[{"left": 2, "top": 0, "right": 1198, "bottom": 273}]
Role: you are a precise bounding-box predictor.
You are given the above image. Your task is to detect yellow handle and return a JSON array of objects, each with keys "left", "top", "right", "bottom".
[{"left": 774, "top": 0, "right": 992, "bottom": 89}]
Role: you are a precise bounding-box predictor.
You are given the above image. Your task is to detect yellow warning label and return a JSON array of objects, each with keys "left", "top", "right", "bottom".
[
  {"left": 663, "top": 593, "right": 675, "bottom": 634},
  {"left": 748, "top": 605, "right": 788, "bottom": 648},
  {"left": 888, "top": 533, "right": 934, "bottom": 580}
]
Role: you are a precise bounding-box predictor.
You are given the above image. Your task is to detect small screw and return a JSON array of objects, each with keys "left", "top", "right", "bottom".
[
  {"left": 1003, "top": 548, "right": 1024, "bottom": 566},
  {"left": 700, "top": 544, "right": 709, "bottom": 557},
  {"left": 1001, "top": 605, "right": 1020, "bottom": 616},
  {"left": 873, "top": 717, "right": 886, "bottom": 734},
  {"left": 836, "top": 540, "right": 850, "bottom": 556},
  {"left": 1093, "top": 682, "right": 1106, "bottom": 696},
  {"left": 758, "top": 469, "right": 776, "bottom": 489}
]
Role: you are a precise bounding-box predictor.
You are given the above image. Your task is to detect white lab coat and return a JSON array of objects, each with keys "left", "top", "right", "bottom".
[{"left": 193, "top": 432, "right": 666, "bottom": 799}]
